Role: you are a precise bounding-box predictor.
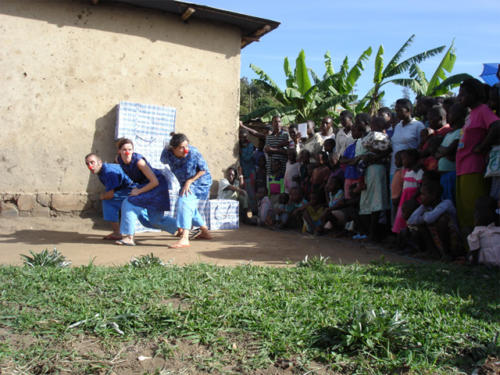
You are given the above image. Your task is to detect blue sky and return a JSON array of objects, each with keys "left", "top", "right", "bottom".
[{"left": 197, "top": 0, "right": 500, "bottom": 107}]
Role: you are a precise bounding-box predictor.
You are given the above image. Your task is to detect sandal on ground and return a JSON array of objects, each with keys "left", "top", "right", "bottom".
[
  {"left": 115, "top": 239, "right": 136, "bottom": 246},
  {"left": 103, "top": 234, "right": 122, "bottom": 241},
  {"left": 189, "top": 227, "right": 202, "bottom": 240}
]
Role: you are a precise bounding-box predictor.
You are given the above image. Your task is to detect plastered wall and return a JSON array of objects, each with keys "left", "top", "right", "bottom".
[{"left": 0, "top": 0, "right": 241, "bottom": 216}]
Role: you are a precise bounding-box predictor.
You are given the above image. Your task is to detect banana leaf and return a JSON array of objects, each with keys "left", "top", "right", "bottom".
[
  {"left": 295, "top": 49, "right": 312, "bottom": 96},
  {"left": 427, "top": 41, "right": 456, "bottom": 92},
  {"left": 345, "top": 46, "right": 372, "bottom": 92},
  {"left": 430, "top": 73, "right": 473, "bottom": 96},
  {"left": 384, "top": 45, "right": 445, "bottom": 78},
  {"left": 374, "top": 45, "right": 384, "bottom": 84}
]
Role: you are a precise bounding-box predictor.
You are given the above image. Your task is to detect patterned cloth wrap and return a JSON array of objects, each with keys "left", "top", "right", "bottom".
[
  {"left": 361, "top": 131, "right": 391, "bottom": 152},
  {"left": 116, "top": 101, "right": 177, "bottom": 232},
  {"left": 116, "top": 101, "right": 238, "bottom": 231}
]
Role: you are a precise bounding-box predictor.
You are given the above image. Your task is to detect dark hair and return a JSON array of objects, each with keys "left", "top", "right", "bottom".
[
  {"left": 427, "top": 104, "right": 446, "bottom": 119},
  {"left": 84, "top": 153, "right": 100, "bottom": 160},
  {"left": 117, "top": 138, "right": 134, "bottom": 150},
  {"left": 323, "top": 138, "right": 336, "bottom": 149},
  {"left": 423, "top": 170, "right": 441, "bottom": 184},
  {"left": 403, "top": 148, "right": 419, "bottom": 164},
  {"left": 394, "top": 150, "right": 405, "bottom": 165},
  {"left": 339, "top": 110, "right": 354, "bottom": 120},
  {"left": 474, "top": 196, "right": 498, "bottom": 226},
  {"left": 418, "top": 96, "right": 437, "bottom": 108},
  {"left": 442, "top": 96, "right": 457, "bottom": 109},
  {"left": 460, "top": 78, "right": 487, "bottom": 104},
  {"left": 370, "top": 116, "right": 386, "bottom": 131},
  {"left": 448, "top": 102, "right": 468, "bottom": 127},
  {"left": 421, "top": 180, "right": 443, "bottom": 199},
  {"left": 378, "top": 107, "right": 392, "bottom": 116},
  {"left": 355, "top": 113, "right": 371, "bottom": 126},
  {"left": 395, "top": 98, "right": 413, "bottom": 113},
  {"left": 169, "top": 133, "right": 189, "bottom": 148}
]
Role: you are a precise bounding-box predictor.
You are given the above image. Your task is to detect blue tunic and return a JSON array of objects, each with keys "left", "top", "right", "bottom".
[
  {"left": 118, "top": 152, "right": 170, "bottom": 211},
  {"left": 160, "top": 145, "right": 212, "bottom": 200},
  {"left": 98, "top": 163, "right": 135, "bottom": 198}
]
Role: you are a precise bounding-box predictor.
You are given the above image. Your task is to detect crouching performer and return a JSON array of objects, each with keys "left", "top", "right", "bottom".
[
  {"left": 85, "top": 153, "right": 139, "bottom": 241},
  {"left": 116, "top": 138, "right": 177, "bottom": 246}
]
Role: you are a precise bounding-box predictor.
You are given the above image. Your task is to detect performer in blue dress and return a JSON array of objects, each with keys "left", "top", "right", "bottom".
[
  {"left": 116, "top": 138, "right": 177, "bottom": 246},
  {"left": 85, "top": 153, "right": 144, "bottom": 240},
  {"left": 161, "top": 133, "right": 212, "bottom": 248}
]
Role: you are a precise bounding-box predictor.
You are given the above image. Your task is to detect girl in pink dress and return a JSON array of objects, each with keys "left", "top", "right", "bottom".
[{"left": 392, "top": 149, "right": 423, "bottom": 233}]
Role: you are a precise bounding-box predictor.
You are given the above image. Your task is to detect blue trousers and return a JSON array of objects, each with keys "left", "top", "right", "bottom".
[
  {"left": 120, "top": 198, "right": 177, "bottom": 236},
  {"left": 102, "top": 196, "right": 126, "bottom": 222},
  {"left": 176, "top": 193, "right": 206, "bottom": 230}
]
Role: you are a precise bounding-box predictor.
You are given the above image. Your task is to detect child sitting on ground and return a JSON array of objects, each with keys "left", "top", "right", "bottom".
[
  {"left": 217, "top": 166, "right": 252, "bottom": 221},
  {"left": 302, "top": 192, "right": 326, "bottom": 235},
  {"left": 273, "top": 192, "right": 290, "bottom": 229},
  {"left": 467, "top": 196, "right": 500, "bottom": 266},
  {"left": 320, "top": 176, "right": 344, "bottom": 233},
  {"left": 284, "top": 187, "right": 308, "bottom": 230},
  {"left": 250, "top": 186, "right": 273, "bottom": 227},
  {"left": 310, "top": 151, "right": 331, "bottom": 195},
  {"left": 407, "top": 181, "right": 462, "bottom": 260}
]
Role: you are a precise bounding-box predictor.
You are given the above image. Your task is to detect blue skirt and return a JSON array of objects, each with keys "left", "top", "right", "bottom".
[{"left": 128, "top": 171, "right": 170, "bottom": 212}]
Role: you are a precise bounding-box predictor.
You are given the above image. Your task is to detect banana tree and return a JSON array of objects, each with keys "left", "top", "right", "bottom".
[
  {"left": 308, "top": 47, "right": 372, "bottom": 118},
  {"left": 391, "top": 41, "right": 473, "bottom": 97},
  {"left": 359, "top": 35, "right": 446, "bottom": 115},
  {"left": 242, "top": 50, "right": 358, "bottom": 125}
]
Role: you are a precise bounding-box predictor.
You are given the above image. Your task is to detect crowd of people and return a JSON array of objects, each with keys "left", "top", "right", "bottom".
[{"left": 231, "top": 78, "right": 500, "bottom": 265}]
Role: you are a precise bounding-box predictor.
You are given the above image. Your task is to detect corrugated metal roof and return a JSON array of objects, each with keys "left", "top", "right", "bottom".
[{"left": 98, "top": 0, "right": 280, "bottom": 48}]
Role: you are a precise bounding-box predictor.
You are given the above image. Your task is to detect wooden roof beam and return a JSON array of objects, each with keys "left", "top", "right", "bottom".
[{"left": 181, "top": 7, "right": 196, "bottom": 22}]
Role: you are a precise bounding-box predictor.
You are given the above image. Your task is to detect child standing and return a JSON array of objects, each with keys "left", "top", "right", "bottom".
[
  {"left": 339, "top": 119, "right": 366, "bottom": 199},
  {"left": 435, "top": 102, "right": 467, "bottom": 203},
  {"left": 358, "top": 116, "right": 392, "bottom": 242},
  {"left": 239, "top": 129, "right": 256, "bottom": 211},
  {"left": 392, "top": 149, "right": 423, "bottom": 234},
  {"left": 284, "top": 149, "right": 300, "bottom": 193},
  {"left": 391, "top": 150, "right": 405, "bottom": 223},
  {"left": 267, "top": 159, "right": 285, "bottom": 204}
]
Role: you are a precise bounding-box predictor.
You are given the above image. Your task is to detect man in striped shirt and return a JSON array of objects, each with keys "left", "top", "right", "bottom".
[{"left": 264, "top": 115, "right": 289, "bottom": 175}]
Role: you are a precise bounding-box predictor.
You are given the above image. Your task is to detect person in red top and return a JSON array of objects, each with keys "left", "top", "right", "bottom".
[
  {"left": 419, "top": 105, "right": 453, "bottom": 171},
  {"left": 456, "top": 78, "right": 500, "bottom": 234}
]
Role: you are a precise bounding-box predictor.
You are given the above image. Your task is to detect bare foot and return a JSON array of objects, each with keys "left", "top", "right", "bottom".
[{"left": 169, "top": 238, "right": 190, "bottom": 248}]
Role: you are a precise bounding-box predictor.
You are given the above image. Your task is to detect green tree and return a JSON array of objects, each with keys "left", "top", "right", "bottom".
[
  {"left": 390, "top": 41, "right": 473, "bottom": 97},
  {"left": 239, "top": 77, "right": 279, "bottom": 116},
  {"left": 359, "top": 35, "right": 446, "bottom": 115},
  {"left": 242, "top": 48, "right": 370, "bottom": 125}
]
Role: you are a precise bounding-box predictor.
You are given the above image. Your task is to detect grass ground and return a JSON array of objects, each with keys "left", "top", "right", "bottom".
[{"left": 0, "top": 255, "right": 498, "bottom": 374}]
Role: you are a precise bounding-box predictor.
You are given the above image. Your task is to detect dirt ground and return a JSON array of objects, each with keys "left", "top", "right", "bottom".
[{"left": 0, "top": 216, "right": 415, "bottom": 267}]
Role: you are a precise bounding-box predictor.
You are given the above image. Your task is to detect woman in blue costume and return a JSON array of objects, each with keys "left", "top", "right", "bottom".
[
  {"left": 161, "top": 133, "right": 212, "bottom": 248},
  {"left": 116, "top": 138, "right": 177, "bottom": 246}
]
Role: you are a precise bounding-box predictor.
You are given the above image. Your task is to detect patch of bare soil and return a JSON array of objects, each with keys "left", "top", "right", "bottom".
[
  {"left": 0, "top": 328, "right": 338, "bottom": 375},
  {"left": 0, "top": 216, "right": 415, "bottom": 267}
]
